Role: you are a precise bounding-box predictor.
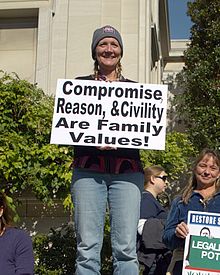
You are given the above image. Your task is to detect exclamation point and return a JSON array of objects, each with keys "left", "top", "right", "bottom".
[{"left": 144, "top": 136, "right": 149, "bottom": 147}]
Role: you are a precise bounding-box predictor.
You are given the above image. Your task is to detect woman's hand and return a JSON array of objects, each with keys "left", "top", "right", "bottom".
[
  {"left": 175, "top": 221, "right": 189, "bottom": 239},
  {"left": 96, "top": 146, "right": 117, "bottom": 150}
]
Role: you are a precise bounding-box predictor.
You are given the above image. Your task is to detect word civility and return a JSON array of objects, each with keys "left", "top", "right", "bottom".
[{"left": 50, "top": 79, "right": 168, "bottom": 150}]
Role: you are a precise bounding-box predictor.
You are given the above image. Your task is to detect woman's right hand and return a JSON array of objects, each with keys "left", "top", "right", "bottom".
[{"left": 175, "top": 221, "right": 189, "bottom": 239}]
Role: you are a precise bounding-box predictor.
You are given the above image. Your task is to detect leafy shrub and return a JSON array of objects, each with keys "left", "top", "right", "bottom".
[
  {"left": 141, "top": 131, "right": 197, "bottom": 197},
  {"left": 34, "top": 217, "right": 113, "bottom": 275},
  {"left": 0, "top": 71, "right": 72, "bottom": 203}
]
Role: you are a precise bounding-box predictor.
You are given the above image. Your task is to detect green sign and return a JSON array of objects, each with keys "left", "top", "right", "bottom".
[{"left": 187, "top": 235, "right": 220, "bottom": 271}]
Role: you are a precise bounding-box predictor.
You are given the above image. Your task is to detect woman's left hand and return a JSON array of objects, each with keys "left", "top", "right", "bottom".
[{"left": 175, "top": 221, "right": 189, "bottom": 239}]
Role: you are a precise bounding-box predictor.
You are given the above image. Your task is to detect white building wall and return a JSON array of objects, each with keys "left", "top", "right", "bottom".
[
  {"left": 0, "top": 0, "right": 170, "bottom": 95},
  {"left": 0, "top": 27, "right": 37, "bottom": 81}
]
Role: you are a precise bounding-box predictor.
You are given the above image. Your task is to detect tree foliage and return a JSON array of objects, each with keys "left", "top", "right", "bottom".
[
  {"left": 0, "top": 72, "right": 72, "bottom": 203},
  {"left": 175, "top": 0, "right": 220, "bottom": 150},
  {"left": 141, "top": 132, "right": 195, "bottom": 177},
  {"left": 141, "top": 131, "right": 196, "bottom": 197},
  {"left": 34, "top": 221, "right": 112, "bottom": 275}
]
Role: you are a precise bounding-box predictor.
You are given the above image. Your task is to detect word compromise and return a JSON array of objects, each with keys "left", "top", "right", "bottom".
[
  {"left": 62, "top": 81, "right": 163, "bottom": 101},
  {"left": 56, "top": 98, "right": 164, "bottom": 123}
]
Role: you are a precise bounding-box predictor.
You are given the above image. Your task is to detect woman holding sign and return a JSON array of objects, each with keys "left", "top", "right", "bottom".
[
  {"left": 163, "top": 148, "right": 220, "bottom": 274},
  {"left": 71, "top": 25, "right": 144, "bottom": 275}
]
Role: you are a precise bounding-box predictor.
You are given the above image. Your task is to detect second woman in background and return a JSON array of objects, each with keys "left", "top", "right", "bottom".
[{"left": 137, "top": 165, "right": 171, "bottom": 275}]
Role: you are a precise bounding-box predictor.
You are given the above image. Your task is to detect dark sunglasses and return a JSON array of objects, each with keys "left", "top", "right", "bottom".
[{"left": 155, "top": 175, "right": 168, "bottom": 182}]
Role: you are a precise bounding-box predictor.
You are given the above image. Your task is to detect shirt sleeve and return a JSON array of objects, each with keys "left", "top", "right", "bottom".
[
  {"left": 137, "top": 219, "right": 147, "bottom": 235},
  {"left": 162, "top": 197, "right": 185, "bottom": 250},
  {"left": 15, "top": 230, "right": 34, "bottom": 275}
]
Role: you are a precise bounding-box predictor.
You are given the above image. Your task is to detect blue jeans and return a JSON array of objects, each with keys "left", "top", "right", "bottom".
[{"left": 71, "top": 169, "right": 144, "bottom": 275}]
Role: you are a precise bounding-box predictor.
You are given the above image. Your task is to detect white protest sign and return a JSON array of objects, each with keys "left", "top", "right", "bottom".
[
  {"left": 50, "top": 79, "right": 168, "bottom": 150},
  {"left": 182, "top": 211, "right": 220, "bottom": 275}
]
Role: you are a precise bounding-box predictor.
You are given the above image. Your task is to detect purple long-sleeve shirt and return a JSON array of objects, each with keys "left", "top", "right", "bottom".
[{"left": 0, "top": 227, "right": 34, "bottom": 275}]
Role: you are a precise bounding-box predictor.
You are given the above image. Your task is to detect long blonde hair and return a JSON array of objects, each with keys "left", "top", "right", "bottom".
[
  {"left": 182, "top": 148, "right": 220, "bottom": 204},
  {"left": 93, "top": 60, "right": 122, "bottom": 80}
]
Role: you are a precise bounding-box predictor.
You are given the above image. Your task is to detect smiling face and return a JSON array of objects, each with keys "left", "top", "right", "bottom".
[
  {"left": 195, "top": 154, "right": 220, "bottom": 189},
  {"left": 95, "top": 37, "right": 122, "bottom": 73}
]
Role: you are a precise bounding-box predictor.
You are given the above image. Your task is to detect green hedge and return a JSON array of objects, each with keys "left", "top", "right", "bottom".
[{"left": 34, "top": 219, "right": 112, "bottom": 274}]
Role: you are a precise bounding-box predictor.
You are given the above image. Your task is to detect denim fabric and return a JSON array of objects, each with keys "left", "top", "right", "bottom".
[{"left": 71, "top": 168, "right": 144, "bottom": 275}]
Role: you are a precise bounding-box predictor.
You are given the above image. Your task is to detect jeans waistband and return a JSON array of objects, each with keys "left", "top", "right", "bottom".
[{"left": 73, "top": 155, "right": 143, "bottom": 174}]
